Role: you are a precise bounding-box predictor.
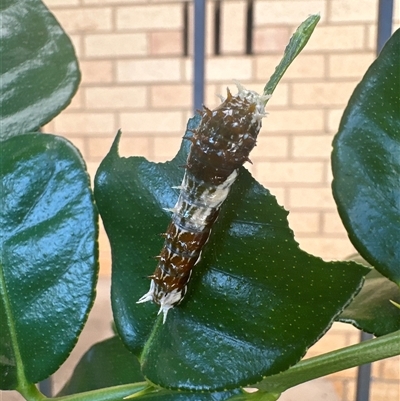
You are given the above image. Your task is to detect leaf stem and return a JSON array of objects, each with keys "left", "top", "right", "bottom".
[
  {"left": 53, "top": 383, "right": 150, "bottom": 401},
  {"left": 256, "top": 330, "right": 400, "bottom": 393},
  {"left": 17, "top": 384, "right": 47, "bottom": 401},
  {"left": 263, "top": 14, "right": 320, "bottom": 103}
]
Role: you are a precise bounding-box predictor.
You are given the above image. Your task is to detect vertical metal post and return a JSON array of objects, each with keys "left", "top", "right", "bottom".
[
  {"left": 376, "top": 0, "right": 394, "bottom": 54},
  {"left": 355, "top": 332, "right": 374, "bottom": 401},
  {"left": 193, "top": 0, "right": 206, "bottom": 113}
]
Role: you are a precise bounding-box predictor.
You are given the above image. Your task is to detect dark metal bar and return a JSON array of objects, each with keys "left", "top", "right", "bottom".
[
  {"left": 183, "top": 1, "right": 189, "bottom": 57},
  {"left": 355, "top": 331, "right": 374, "bottom": 401},
  {"left": 376, "top": 0, "right": 394, "bottom": 54},
  {"left": 245, "top": 0, "right": 254, "bottom": 55},
  {"left": 193, "top": 0, "right": 206, "bottom": 113},
  {"left": 214, "top": 0, "right": 221, "bottom": 55}
]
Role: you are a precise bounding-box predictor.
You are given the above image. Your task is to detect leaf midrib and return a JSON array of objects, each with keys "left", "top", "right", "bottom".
[{"left": 0, "top": 260, "right": 28, "bottom": 388}]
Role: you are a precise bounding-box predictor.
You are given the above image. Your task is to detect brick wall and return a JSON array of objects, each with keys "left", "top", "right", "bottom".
[{"left": 41, "top": 1, "right": 399, "bottom": 399}]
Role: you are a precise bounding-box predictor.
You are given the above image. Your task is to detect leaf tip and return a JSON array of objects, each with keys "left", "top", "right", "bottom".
[{"left": 110, "top": 129, "right": 123, "bottom": 156}]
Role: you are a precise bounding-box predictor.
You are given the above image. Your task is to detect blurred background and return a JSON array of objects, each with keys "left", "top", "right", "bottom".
[{"left": 26, "top": 0, "right": 398, "bottom": 400}]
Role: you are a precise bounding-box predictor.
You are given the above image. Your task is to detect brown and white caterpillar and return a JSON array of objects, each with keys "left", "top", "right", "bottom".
[{"left": 137, "top": 83, "right": 269, "bottom": 322}]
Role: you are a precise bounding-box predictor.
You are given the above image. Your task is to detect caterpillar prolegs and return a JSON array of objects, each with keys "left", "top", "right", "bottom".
[{"left": 137, "top": 83, "right": 269, "bottom": 322}]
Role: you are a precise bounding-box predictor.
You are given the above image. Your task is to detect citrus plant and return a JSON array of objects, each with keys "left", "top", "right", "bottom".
[{"left": 1, "top": 1, "right": 399, "bottom": 401}]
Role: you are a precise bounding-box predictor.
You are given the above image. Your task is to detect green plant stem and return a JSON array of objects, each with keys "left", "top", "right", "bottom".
[
  {"left": 256, "top": 330, "right": 400, "bottom": 393},
  {"left": 55, "top": 383, "right": 150, "bottom": 401},
  {"left": 17, "top": 384, "right": 47, "bottom": 401},
  {"left": 17, "top": 332, "right": 399, "bottom": 401}
]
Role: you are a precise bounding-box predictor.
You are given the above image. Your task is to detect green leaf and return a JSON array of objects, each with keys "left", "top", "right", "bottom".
[
  {"left": 338, "top": 268, "right": 400, "bottom": 336},
  {"left": 331, "top": 29, "right": 400, "bottom": 285},
  {"left": 58, "top": 336, "right": 145, "bottom": 396},
  {"left": 0, "top": 133, "right": 98, "bottom": 390},
  {"left": 263, "top": 14, "right": 320, "bottom": 101},
  {"left": 0, "top": 0, "right": 80, "bottom": 140},
  {"left": 94, "top": 120, "right": 368, "bottom": 391},
  {"left": 59, "top": 336, "right": 239, "bottom": 400}
]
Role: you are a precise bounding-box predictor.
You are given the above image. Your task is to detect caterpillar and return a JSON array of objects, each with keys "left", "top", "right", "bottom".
[{"left": 137, "top": 83, "right": 269, "bottom": 322}]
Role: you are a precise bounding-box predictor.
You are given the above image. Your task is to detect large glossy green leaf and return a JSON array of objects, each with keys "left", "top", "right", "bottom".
[
  {"left": 59, "top": 336, "right": 239, "bottom": 400},
  {"left": 58, "top": 336, "right": 146, "bottom": 396},
  {"left": 0, "top": 133, "right": 98, "bottom": 389},
  {"left": 94, "top": 117, "right": 369, "bottom": 391},
  {"left": 338, "top": 269, "right": 400, "bottom": 336},
  {"left": 331, "top": 29, "right": 400, "bottom": 285},
  {"left": 0, "top": 0, "right": 80, "bottom": 140}
]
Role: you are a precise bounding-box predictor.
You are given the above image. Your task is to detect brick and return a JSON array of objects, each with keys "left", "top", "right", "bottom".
[
  {"left": 327, "top": 109, "right": 345, "bottom": 133},
  {"left": 205, "top": 84, "right": 222, "bottom": 109},
  {"left": 292, "top": 136, "right": 333, "bottom": 159},
  {"left": 323, "top": 212, "right": 347, "bottom": 234},
  {"left": 329, "top": 367, "right": 359, "bottom": 380},
  {"left": 267, "top": 109, "right": 324, "bottom": 132},
  {"left": 80, "top": 60, "right": 113, "bottom": 84},
  {"left": 54, "top": 8, "right": 112, "bottom": 33},
  {"left": 289, "top": 187, "right": 336, "bottom": 209},
  {"left": 66, "top": 89, "right": 83, "bottom": 110},
  {"left": 257, "top": 161, "right": 325, "bottom": 183},
  {"left": 255, "top": 1, "right": 326, "bottom": 25},
  {"left": 87, "top": 136, "right": 151, "bottom": 160},
  {"left": 295, "top": 236, "right": 356, "bottom": 260},
  {"left": 153, "top": 135, "right": 183, "bottom": 161},
  {"left": 305, "top": 26, "right": 365, "bottom": 51},
  {"left": 251, "top": 136, "right": 289, "bottom": 159},
  {"left": 292, "top": 81, "right": 358, "bottom": 106},
  {"left": 253, "top": 27, "right": 291, "bottom": 53},
  {"left": 306, "top": 330, "right": 352, "bottom": 356},
  {"left": 84, "top": 0, "right": 145, "bottom": 3},
  {"left": 117, "top": 59, "right": 182, "bottom": 83},
  {"left": 330, "top": 0, "right": 378, "bottom": 22},
  {"left": 54, "top": 112, "right": 115, "bottom": 134},
  {"left": 85, "top": 33, "right": 147, "bottom": 57},
  {"left": 150, "top": 85, "right": 191, "bottom": 108},
  {"left": 370, "top": 382, "right": 399, "bottom": 401},
  {"left": 116, "top": 5, "right": 182, "bottom": 30},
  {"left": 69, "top": 34, "right": 82, "bottom": 58},
  {"left": 184, "top": 59, "right": 256, "bottom": 88},
  {"left": 255, "top": 55, "right": 283, "bottom": 81},
  {"left": 118, "top": 136, "right": 153, "bottom": 159},
  {"left": 85, "top": 87, "right": 147, "bottom": 110},
  {"left": 41, "top": 120, "right": 55, "bottom": 134},
  {"left": 221, "top": 1, "right": 247, "bottom": 54},
  {"left": 86, "top": 161, "right": 99, "bottom": 184},
  {"left": 87, "top": 137, "right": 113, "bottom": 160},
  {"left": 282, "top": 55, "right": 326, "bottom": 80},
  {"left": 206, "top": 57, "right": 253, "bottom": 82},
  {"left": 367, "top": 25, "right": 377, "bottom": 51},
  {"left": 264, "top": 82, "right": 289, "bottom": 107},
  {"left": 149, "top": 31, "right": 182, "bottom": 55},
  {"left": 327, "top": 377, "right": 346, "bottom": 401},
  {"left": 63, "top": 137, "right": 86, "bottom": 160},
  {"left": 120, "top": 111, "right": 183, "bottom": 133},
  {"left": 328, "top": 53, "right": 375, "bottom": 78},
  {"left": 267, "top": 187, "right": 286, "bottom": 208},
  {"left": 99, "top": 225, "right": 111, "bottom": 277},
  {"left": 377, "top": 355, "right": 400, "bottom": 381},
  {"left": 45, "top": 0, "right": 79, "bottom": 7},
  {"left": 287, "top": 212, "right": 320, "bottom": 234}
]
